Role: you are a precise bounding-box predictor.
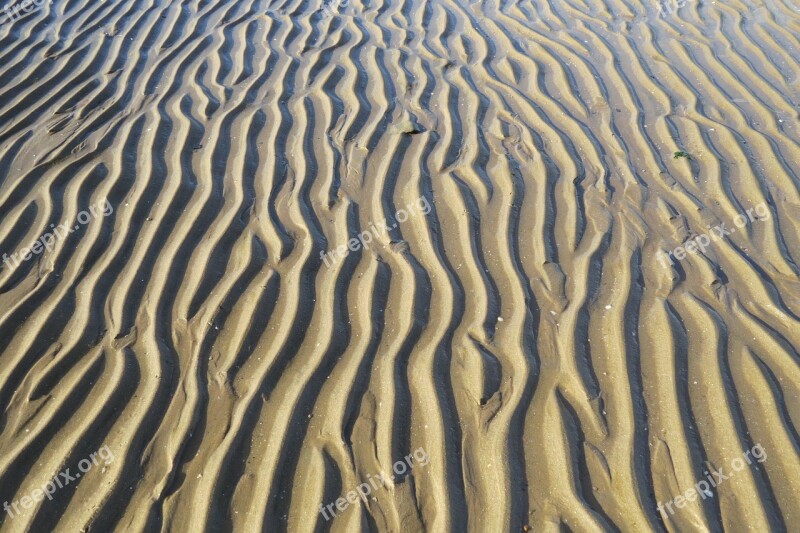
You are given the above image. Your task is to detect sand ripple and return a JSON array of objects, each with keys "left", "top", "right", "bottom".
[{"left": 0, "top": 0, "right": 798, "bottom": 531}]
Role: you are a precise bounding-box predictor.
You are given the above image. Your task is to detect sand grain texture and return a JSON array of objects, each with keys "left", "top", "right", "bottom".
[{"left": 0, "top": 0, "right": 799, "bottom": 531}]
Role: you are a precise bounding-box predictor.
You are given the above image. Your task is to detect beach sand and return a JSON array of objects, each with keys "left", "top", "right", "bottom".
[{"left": 0, "top": 0, "right": 798, "bottom": 531}]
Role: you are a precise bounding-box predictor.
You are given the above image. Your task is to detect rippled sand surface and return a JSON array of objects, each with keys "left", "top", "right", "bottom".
[{"left": 0, "top": 0, "right": 798, "bottom": 531}]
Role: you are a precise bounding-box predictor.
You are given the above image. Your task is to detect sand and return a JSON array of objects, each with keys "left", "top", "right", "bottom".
[{"left": 0, "top": 0, "right": 798, "bottom": 531}]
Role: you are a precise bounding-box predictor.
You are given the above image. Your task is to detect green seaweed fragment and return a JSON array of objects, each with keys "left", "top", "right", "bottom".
[{"left": 673, "top": 151, "right": 693, "bottom": 160}]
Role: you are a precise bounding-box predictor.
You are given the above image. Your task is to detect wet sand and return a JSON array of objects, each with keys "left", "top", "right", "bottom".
[{"left": 0, "top": 0, "right": 798, "bottom": 531}]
